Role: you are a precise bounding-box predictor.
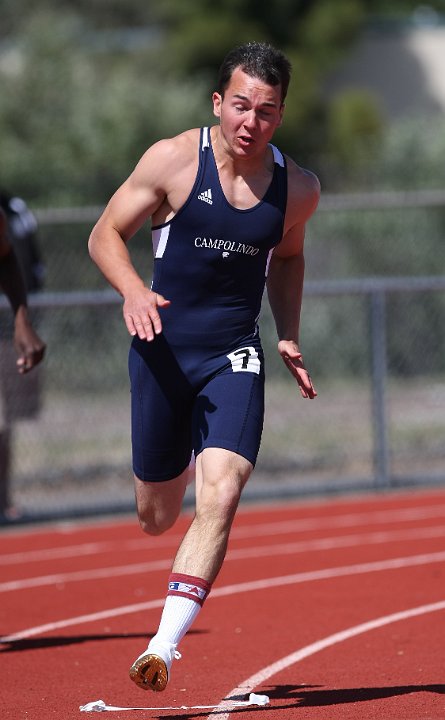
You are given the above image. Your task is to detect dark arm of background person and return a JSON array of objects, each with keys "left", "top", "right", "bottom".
[{"left": 0, "top": 210, "right": 46, "bottom": 374}]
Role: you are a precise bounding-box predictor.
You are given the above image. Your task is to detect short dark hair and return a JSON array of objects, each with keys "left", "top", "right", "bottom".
[{"left": 217, "top": 42, "right": 292, "bottom": 103}]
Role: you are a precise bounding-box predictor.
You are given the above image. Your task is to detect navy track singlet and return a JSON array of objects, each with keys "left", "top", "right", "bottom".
[{"left": 151, "top": 126, "right": 287, "bottom": 348}]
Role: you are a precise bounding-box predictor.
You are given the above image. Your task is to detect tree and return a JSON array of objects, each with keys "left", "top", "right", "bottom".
[
  {"left": 0, "top": 9, "right": 208, "bottom": 204},
  {"left": 153, "top": 0, "right": 368, "bottom": 165},
  {"left": 1, "top": 0, "right": 441, "bottom": 203}
]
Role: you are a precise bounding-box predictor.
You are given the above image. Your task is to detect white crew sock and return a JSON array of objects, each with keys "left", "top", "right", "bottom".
[{"left": 150, "top": 573, "right": 211, "bottom": 648}]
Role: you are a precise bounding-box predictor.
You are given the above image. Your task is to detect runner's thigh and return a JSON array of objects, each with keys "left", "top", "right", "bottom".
[
  {"left": 129, "top": 336, "right": 194, "bottom": 481},
  {"left": 192, "top": 344, "right": 265, "bottom": 466}
]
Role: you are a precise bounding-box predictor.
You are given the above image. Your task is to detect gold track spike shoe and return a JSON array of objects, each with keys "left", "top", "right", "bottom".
[{"left": 129, "top": 642, "right": 181, "bottom": 692}]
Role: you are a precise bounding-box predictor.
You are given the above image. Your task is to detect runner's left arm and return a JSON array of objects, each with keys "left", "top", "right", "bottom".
[{"left": 266, "top": 165, "right": 320, "bottom": 399}]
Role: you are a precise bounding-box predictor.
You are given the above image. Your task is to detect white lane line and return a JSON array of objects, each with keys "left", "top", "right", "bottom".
[
  {"left": 0, "top": 558, "right": 172, "bottom": 593},
  {"left": 3, "top": 524, "right": 445, "bottom": 594},
  {"left": 227, "top": 523, "right": 445, "bottom": 561},
  {"left": 231, "top": 504, "right": 445, "bottom": 539},
  {"left": 2, "top": 549, "right": 445, "bottom": 644},
  {"left": 210, "top": 600, "right": 445, "bottom": 719},
  {"left": 3, "top": 502, "right": 445, "bottom": 566},
  {"left": 0, "top": 535, "right": 182, "bottom": 566}
]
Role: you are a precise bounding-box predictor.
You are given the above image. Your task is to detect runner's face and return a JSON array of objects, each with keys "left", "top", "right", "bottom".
[{"left": 212, "top": 67, "right": 284, "bottom": 157}]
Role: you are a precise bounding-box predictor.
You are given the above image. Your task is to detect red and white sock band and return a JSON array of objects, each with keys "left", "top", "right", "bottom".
[{"left": 167, "top": 573, "right": 211, "bottom": 606}]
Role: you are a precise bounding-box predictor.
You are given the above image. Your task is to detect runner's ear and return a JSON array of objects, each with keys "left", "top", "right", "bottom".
[{"left": 212, "top": 92, "right": 222, "bottom": 118}]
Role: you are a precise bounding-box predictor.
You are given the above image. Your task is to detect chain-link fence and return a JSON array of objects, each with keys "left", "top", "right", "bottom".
[{"left": 1, "top": 191, "right": 445, "bottom": 522}]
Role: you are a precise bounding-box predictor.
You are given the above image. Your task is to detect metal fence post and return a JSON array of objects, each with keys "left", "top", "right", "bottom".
[{"left": 369, "top": 290, "right": 390, "bottom": 488}]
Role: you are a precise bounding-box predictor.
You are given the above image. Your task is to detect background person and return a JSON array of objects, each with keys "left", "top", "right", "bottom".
[{"left": 0, "top": 193, "right": 46, "bottom": 520}]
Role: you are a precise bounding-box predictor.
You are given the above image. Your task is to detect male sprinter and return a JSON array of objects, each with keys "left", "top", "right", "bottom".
[{"left": 89, "top": 41, "right": 320, "bottom": 691}]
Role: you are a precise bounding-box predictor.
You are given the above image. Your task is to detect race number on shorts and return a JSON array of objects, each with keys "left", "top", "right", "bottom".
[{"left": 227, "top": 346, "right": 261, "bottom": 374}]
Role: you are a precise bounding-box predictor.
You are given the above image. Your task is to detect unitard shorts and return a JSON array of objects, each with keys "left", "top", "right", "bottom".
[{"left": 128, "top": 333, "right": 265, "bottom": 482}]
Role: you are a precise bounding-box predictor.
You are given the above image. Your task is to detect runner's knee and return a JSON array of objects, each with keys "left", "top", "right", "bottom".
[
  {"left": 137, "top": 509, "right": 176, "bottom": 536},
  {"left": 196, "top": 449, "right": 252, "bottom": 524},
  {"left": 134, "top": 472, "right": 188, "bottom": 536}
]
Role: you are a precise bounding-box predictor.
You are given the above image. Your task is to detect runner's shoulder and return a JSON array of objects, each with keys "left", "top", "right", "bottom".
[
  {"left": 286, "top": 156, "right": 320, "bottom": 209},
  {"left": 146, "top": 128, "right": 201, "bottom": 169}
]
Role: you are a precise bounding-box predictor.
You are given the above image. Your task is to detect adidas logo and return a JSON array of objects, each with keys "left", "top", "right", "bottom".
[{"left": 198, "top": 188, "right": 213, "bottom": 205}]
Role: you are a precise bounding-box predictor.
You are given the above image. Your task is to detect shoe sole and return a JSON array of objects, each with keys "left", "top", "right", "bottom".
[{"left": 129, "top": 653, "right": 168, "bottom": 692}]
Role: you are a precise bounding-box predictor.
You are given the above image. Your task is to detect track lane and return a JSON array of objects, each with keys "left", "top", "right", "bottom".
[
  {"left": 210, "top": 600, "right": 445, "bottom": 719},
  {"left": 2, "top": 523, "right": 445, "bottom": 593},
  {"left": 1, "top": 489, "right": 445, "bottom": 719}
]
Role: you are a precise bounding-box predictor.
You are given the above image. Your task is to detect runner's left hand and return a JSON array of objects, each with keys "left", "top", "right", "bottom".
[{"left": 278, "top": 340, "right": 317, "bottom": 399}]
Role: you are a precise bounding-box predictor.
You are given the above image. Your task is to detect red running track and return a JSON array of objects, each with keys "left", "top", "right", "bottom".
[{"left": 1, "top": 488, "right": 445, "bottom": 719}]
